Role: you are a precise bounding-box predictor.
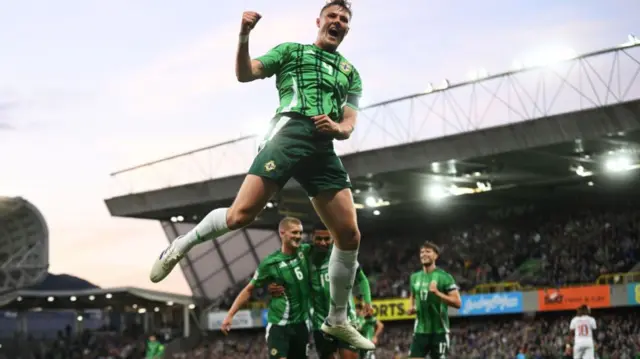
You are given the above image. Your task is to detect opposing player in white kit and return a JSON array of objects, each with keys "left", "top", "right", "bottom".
[{"left": 569, "top": 305, "right": 597, "bottom": 359}]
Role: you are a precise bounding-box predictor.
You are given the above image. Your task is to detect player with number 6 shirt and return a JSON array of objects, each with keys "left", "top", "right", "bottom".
[
  {"left": 407, "top": 242, "right": 461, "bottom": 359},
  {"left": 269, "top": 223, "right": 373, "bottom": 359},
  {"left": 221, "top": 217, "right": 312, "bottom": 359}
]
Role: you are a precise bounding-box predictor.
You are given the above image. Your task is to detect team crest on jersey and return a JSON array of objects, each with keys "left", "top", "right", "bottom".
[
  {"left": 264, "top": 160, "right": 276, "bottom": 172},
  {"left": 339, "top": 61, "right": 352, "bottom": 74}
]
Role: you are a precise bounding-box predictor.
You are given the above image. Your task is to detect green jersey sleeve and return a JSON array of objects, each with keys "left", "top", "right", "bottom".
[
  {"left": 440, "top": 272, "right": 459, "bottom": 293},
  {"left": 255, "top": 42, "right": 292, "bottom": 78},
  {"left": 250, "top": 260, "right": 272, "bottom": 288},
  {"left": 345, "top": 67, "right": 362, "bottom": 110}
]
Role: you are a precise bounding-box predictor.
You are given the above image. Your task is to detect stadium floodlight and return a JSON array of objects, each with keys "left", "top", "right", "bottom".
[
  {"left": 176, "top": 215, "right": 184, "bottom": 222},
  {"left": 427, "top": 185, "right": 449, "bottom": 200},
  {"left": 588, "top": 181, "right": 594, "bottom": 186},
  {"left": 167, "top": 301, "right": 174, "bottom": 306},
  {"left": 424, "top": 83, "right": 434, "bottom": 93},
  {"left": 70, "top": 296, "right": 77, "bottom": 302},
  {"left": 138, "top": 308, "right": 147, "bottom": 314},
  {"left": 604, "top": 155, "right": 633, "bottom": 172},
  {"left": 17, "top": 296, "right": 22, "bottom": 302},
  {"left": 621, "top": 34, "right": 640, "bottom": 47},
  {"left": 47, "top": 296, "right": 54, "bottom": 302},
  {"left": 106, "top": 293, "right": 112, "bottom": 299},
  {"left": 365, "top": 196, "right": 377, "bottom": 207},
  {"left": 373, "top": 210, "right": 381, "bottom": 216},
  {"left": 77, "top": 316, "right": 83, "bottom": 322},
  {"left": 170, "top": 216, "right": 177, "bottom": 223},
  {"left": 154, "top": 307, "right": 160, "bottom": 312},
  {"left": 189, "top": 304, "right": 196, "bottom": 309},
  {"left": 573, "top": 165, "right": 593, "bottom": 177},
  {"left": 89, "top": 295, "right": 95, "bottom": 301}
]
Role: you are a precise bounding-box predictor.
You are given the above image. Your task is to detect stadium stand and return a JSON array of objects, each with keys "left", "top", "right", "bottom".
[{"left": 211, "top": 204, "right": 640, "bottom": 307}]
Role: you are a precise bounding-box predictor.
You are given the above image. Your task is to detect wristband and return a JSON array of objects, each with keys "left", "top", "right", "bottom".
[{"left": 239, "top": 34, "right": 249, "bottom": 44}]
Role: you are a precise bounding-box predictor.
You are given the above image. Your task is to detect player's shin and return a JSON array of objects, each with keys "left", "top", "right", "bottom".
[
  {"left": 327, "top": 246, "right": 358, "bottom": 325},
  {"left": 174, "top": 208, "right": 231, "bottom": 253}
]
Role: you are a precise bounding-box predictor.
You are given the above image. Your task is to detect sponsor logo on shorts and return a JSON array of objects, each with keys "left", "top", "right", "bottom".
[{"left": 265, "top": 160, "right": 276, "bottom": 172}]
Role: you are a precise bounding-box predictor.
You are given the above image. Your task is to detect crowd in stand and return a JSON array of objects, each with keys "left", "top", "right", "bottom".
[
  {"left": 172, "top": 310, "right": 640, "bottom": 359},
  {"left": 213, "top": 206, "right": 640, "bottom": 308}
]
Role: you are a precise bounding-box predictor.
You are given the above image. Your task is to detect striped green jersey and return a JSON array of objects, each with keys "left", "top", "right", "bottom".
[
  {"left": 251, "top": 244, "right": 312, "bottom": 325},
  {"left": 308, "top": 245, "right": 358, "bottom": 329},
  {"left": 256, "top": 42, "right": 363, "bottom": 123},
  {"left": 410, "top": 268, "right": 458, "bottom": 334}
]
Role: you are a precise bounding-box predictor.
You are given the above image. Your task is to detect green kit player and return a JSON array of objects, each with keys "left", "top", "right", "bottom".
[
  {"left": 150, "top": 1, "right": 371, "bottom": 350},
  {"left": 354, "top": 303, "right": 384, "bottom": 359},
  {"left": 269, "top": 224, "right": 373, "bottom": 359},
  {"left": 222, "top": 217, "right": 312, "bottom": 359},
  {"left": 145, "top": 335, "right": 165, "bottom": 359},
  {"left": 408, "top": 242, "right": 462, "bottom": 359}
]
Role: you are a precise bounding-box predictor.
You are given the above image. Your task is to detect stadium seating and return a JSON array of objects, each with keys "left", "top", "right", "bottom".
[{"left": 213, "top": 207, "right": 640, "bottom": 307}]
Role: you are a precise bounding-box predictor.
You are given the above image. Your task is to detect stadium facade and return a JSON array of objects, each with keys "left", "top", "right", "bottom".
[{"left": 0, "top": 196, "right": 49, "bottom": 305}]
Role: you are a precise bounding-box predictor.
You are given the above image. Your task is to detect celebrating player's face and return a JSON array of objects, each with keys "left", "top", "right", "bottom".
[
  {"left": 283, "top": 223, "right": 303, "bottom": 249},
  {"left": 312, "top": 229, "right": 333, "bottom": 251},
  {"left": 316, "top": 5, "right": 350, "bottom": 51},
  {"left": 420, "top": 247, "right": 437, "bottom": 266}
]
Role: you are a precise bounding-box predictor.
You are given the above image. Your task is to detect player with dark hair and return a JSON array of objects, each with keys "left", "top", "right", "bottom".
[
  {"left": 269, "top": 223, "right": 373, "bottom": 359},
  {"left": 570, "top": 305, "right": 597, "bottom": 359},
  {"left": 407, "top": 242, "right": 461, "bottom": 359},
  {"left": 149, "top": 0, "right": 372, "bottom": 350}
]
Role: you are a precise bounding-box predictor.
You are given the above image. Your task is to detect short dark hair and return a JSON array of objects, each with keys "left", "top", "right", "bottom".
[
  {"left": 577, "top": 304, "right": 590, "bottom": 316},
  {"left": 320, "top": 0, "right": 352, "bottom": 17},
  {"left": 312, "top": 222, "right": 328, "bottom": 232},
  {"left": 421, "top": 241, "right": 441, "bottom": 255}
]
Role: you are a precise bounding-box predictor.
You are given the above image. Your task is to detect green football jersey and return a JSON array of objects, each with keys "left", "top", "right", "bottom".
[
  {"left": 410, "top": 268, "right": 458, "bottom": 334},
  {"left": 251, "top": 243, "right": 312, "bottom": 325},
  {"left": 355, "top": 314, "right": 378, "bottom": 340},
  {"left": 308, "top": 245, "right": 358, "bottom": 329},
  {"left": 256, "top": 42, "right": 363, "bottom": 124}
]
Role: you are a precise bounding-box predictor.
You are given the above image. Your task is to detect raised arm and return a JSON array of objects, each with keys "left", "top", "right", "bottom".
[{"left": 235, "top": 11, "right": 266, "bottom": 82}]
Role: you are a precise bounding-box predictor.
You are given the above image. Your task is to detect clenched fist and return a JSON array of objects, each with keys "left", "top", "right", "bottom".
[{"left": 240, "top": 11, "right": 262, "bottom": 35}]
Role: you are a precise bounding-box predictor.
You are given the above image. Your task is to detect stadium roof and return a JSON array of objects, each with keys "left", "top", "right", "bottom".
[
  {"left": 105, "top": 99, "right": 640, "bottom": 228},
  {"left": 2, "top": 286, "right": 195, "bottom": 312}
]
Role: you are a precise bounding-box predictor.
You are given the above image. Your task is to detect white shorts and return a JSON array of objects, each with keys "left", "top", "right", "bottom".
[{"left": 573, "top": 344, "right": 594, "bottom": 359}]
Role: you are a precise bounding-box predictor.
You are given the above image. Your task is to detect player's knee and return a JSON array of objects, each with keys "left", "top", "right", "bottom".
[
  {"left": 335, "top": 226, "right": 360, "bottom": 250},
  {"left": 226, "top": 206, "right": 258, "bottom": 230}
]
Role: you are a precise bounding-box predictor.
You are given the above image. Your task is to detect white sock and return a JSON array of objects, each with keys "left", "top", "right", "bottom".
[
  {"left": 327, "top": 247, "right": 358, "bottom": 325},
  {"left": 174, "top": 208, "right": 230, "bottom": 253}
]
